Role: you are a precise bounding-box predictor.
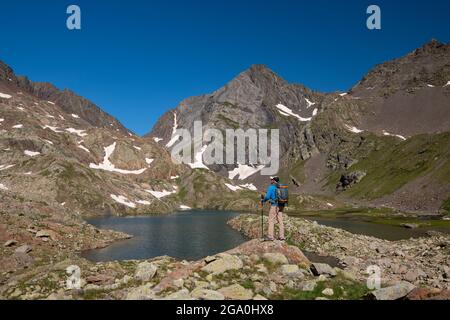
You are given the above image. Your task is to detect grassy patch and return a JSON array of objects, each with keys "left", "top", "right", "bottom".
[
  {"left": 337, "top": 133, "right": 450, "bottom": 200},
  {"left": 272, "top": 274, "right": 369, "bottom": 300}
]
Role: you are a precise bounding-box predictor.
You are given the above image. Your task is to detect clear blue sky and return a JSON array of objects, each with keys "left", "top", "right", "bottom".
[{"left": 1, "top": 0, "right": 449, "bottom": 135}]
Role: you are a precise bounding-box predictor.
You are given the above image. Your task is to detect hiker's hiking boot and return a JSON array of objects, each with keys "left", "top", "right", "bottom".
[
  {"left": 263, "top": 236, "right": 275, "bottom": 242},
  {"left": 277, "top": 237, "right": 286, "bottom": 242}
]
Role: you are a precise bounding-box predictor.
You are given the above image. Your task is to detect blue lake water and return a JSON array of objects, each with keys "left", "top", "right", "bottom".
[{"left": 82, "top": 210, "right": 247, "bottom": 262}]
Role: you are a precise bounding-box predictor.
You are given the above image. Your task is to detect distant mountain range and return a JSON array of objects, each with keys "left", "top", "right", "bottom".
[{"left": 0, "top": 39, "right": 449, "bottom": 220}]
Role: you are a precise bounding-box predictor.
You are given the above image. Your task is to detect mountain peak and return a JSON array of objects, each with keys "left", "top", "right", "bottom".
[{"left": 412, "top": 39, "right": 447, "bottom": 56}]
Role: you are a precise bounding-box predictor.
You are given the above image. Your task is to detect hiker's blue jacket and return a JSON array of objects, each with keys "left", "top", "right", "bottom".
[{"left": 263, "top": 184, "right": 278, "bottom": 206}]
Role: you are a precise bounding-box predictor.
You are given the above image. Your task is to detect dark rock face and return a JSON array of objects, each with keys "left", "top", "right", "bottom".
[
  {"left": 148, "top": 64, "right": 326, "bottom": 178},
  {"left": 337, "top": 171, "right": 367, "bottom": 191}
]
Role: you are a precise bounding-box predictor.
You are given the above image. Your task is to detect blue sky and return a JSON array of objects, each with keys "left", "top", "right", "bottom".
[{"left": 1, "top": 0, "right": 449, "bottom": 135}]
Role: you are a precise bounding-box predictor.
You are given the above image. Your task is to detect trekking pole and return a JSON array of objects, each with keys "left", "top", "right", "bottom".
[{"left": 260, "top": 194, "right": 265, "bottom": 239}]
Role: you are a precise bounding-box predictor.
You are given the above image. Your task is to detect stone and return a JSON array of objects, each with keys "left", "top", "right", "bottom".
[
  {"left": 366, "top": 282, "right": 416, "bottom": 300},
  {"left": 163, "top": 288, "right": 192, "bottom": 300},
  {"left": 135, "top": 261, "right": 157, "bottom": 282},
  {"left": 194, "top": 280, "right": 209, "bottom": 289},
  {"left": 85, "top": 274, "right": 114, "bottom": 284},
  {"left": 322, "top": 288, "right": 334, "bottom": 296},
  {"left": 310, "top": 263, "right": 336, "bottom": 277},
  {"left": 404, "top": 271, "right": 419, "bottom": 282},
  {"left": 219, "top": 284, "right": 253, "bottom": 300},
  {"left": 36, "top": 229, "right": 58, "bottom": 241},
  {"left": 4, "top": 240, "right": 17, "bottom": 247},
  {"left": 401, "top": 224, "right": 419, "bottom": 229},
  {"left": 191, "top": 288, "right": 225, "bottom": 300},
  {"left": 126, "top": 283, "right": 155, "bottom": 300},
  {"left": 173, "top": 278, "right": 184, "bottom": 288},
  {"left": 302, "top": 280, "right": 317, "bottom": 292},
  {"left": 201, "top": 253, "right": 243, "bottom": 275},
  {"left": 263, "top": 252, "right": 289, "bottom": 265},
  {"left": 253, "top": 294, "right": 268, "bottom": 300},
  {"left": 406, "top": 288, "right": 450, "bottom": 300},
  {"left": 280, "top": 264, "right": 303, "bottom": 278},
  {"left": 256, "top": 264, "right": 268, "bottom": 273},
  {"left": 15, "top": 245, "right": 32, "bottom": 254},
  {"left": 204, "top": 256, "right": 217, "bottom": 263}
]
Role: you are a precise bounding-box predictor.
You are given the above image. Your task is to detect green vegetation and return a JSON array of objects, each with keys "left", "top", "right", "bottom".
[
  {"left": 217, "top": 114, "right": 240, "bottom": 129},
  {"left": 329, "top": 133, "right": 450, "bottom": 200},
  {"left": 272, "top": 273, "right": 369, "bottom": 300}
]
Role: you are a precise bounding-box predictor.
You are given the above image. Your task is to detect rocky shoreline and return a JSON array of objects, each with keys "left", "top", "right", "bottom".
[
  {"left": 228, "top": 214, "right": 450, "bottom": 291},
  {"left": 1, "top": 213, "right": 449, "bottom": 300}
]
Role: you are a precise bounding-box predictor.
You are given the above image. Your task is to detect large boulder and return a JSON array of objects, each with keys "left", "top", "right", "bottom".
[
  {"left": 219, "top": 284, "right": 253, "bottom": 300},
  {"left": 191, "top": 288, "right": 225, "bottom": 300},
  {"left": 337, "top": 171, "right": 366, "bottom": 190},
  {"left": 126, "top": 283, "right": 155, "bottom": 300},
  {"left": 366, "top": 282, "right": 416, "bottom": 300},
  {"left": 263, "top": 252, "right": 289, "bottom": 265},
  {"left": 227, "top": 239, "right": 310, "bottom": 267},
  {"left": 201, "top": 253, "right": 243, "bottom": 275},
  {"left": 36, "top": 229, "right": 58, "bottom": 241},
  {"left": 162, "top": 289, "right": 192, "bottom": 300},
  {"left": 134, "top": 262, "right": 157, "bottom": 282},
  {"left": 280, "top": 264, "right": 304, "bottom": 278},
  {"left": 15, "top": 245, "right": 32, "bottom": 254},
  {"left": 310, "top": 263, "right": 337, "bottom": 277},
  {"left": 405, "top": 288, "right": 450, "bottom": 300}
]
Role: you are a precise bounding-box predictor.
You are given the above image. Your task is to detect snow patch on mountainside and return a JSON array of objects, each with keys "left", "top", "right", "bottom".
[
  {"left": 153, "top": 137, "right": 163, "bottom": 143},
  {"left": 0, "top": 183, "right": 8, "bottom": 191},
  {"left": 0, "top": 93, "right": 12, "bottom": 99},
  {"left": 228, "top": 164, "right": 265, "bottom": 180},
  {"left": 89, "top": 142, "right": 147, "bottom": 175},
  {"left": 305, "top": 98, "right": 316, "bottom": 108},
  {"left": 12, "top": 124, "right": 23, "bottom": 129},
  {"left": 382, "top": 130, "right": 407, "bottom": 141},
  {"left": 110, "top": 194, "right": 136, "bottom": 208},
  {"left": 240, "top": 183, "right": 258, "bottom": 191},
  {"left": 136, "top": 200, "right": 151, "bottom": 205},
  {"left": 145, "top": 158, "right": 154, "bottom": 165},
  {"left": 66, "top": 128, "right": 87, "bottom": 137},
  {"left": 78, "top": 145, "right": 90, "bottom": 153},
  {"left": 146, "top": 189, "right": 176, "bottom": 199},
  {"left": 0, "top": 164, "right": 15, "bottom": 171},
  {"left": 225, "top": 183, "right": 258, "bottom": 192},
  {"left": 444, "top": 81, "right": 450, "bottom": 87},
  {"left": 225, "top": 183, "right": 242, "bottom": 192},
  {"left": 24, "top": 150, "right": 40, "bottom": 157},
  {"left": 133, "top": 146, "right": 142, "bottom": 151},
  {"left": 179, "top": 205, "right": 191, "bottom": 210},
  {"left": 275, "top": 104, "right": 312, "bottom": 122},
  {"left": 43, "top": 125, "right": 62, "bottom": 133},
  {"left": 345, "top": 124, "right": 364, "bottom": 134},
  {"left": 71, "top": 114, "right": 80, "bottom": 119},
  {"left": 166, "top": 112, "right": 180, "bottom": 148}
]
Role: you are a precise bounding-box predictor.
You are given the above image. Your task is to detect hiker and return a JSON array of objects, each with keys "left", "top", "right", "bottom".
[{"left": 261, "top": 176, "right": 285, "bottom": 241}]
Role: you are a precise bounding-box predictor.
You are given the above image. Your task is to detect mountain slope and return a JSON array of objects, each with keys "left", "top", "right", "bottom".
[
  {"left": 147, "top": 40, "right": 450, "bottom": 213},
  {"left": 0, "top": 61, "right": 128, "bottom": 133}
]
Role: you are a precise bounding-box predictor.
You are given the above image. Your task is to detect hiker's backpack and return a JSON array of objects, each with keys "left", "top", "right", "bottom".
[{"left": 276, "top": 184, "right": 289, "bottom": 205}]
